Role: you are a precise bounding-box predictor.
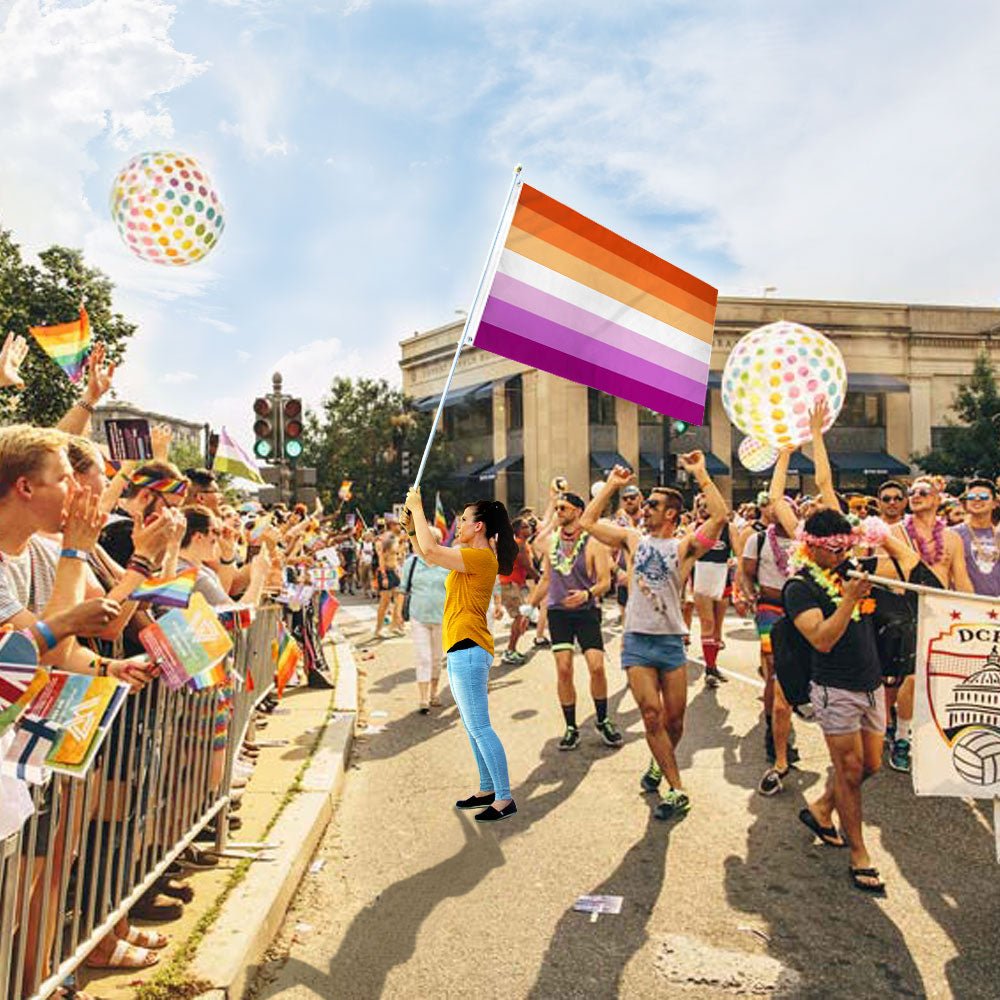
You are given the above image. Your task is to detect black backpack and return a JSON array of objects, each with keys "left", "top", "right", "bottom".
[{"left": 772, "top": 575, "right": 825, "bottom": 716}]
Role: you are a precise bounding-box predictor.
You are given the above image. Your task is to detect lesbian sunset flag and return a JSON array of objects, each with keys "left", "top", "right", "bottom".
[
  {"left": 29, "top": 306, "right": 92, "bottom": 383},
  {"left": 467, "top": 183, "right": 717, "bottom": 423},
  {"left": 128, "top": 568, "right": 198, "bottom": 608}
]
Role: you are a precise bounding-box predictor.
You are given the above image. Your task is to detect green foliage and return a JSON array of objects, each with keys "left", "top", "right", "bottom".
[
  {"left": 304, "top": 376, "right": 456, "bottom": 520},
  {"left": 913, "top": 351, "right": 1000, "bottom": 479},
  {"left": 0, "top": 229, "right": 137, "bottom": 427},
  {"left": 169, "top": 438, "right": 208, "bottom": 473}
]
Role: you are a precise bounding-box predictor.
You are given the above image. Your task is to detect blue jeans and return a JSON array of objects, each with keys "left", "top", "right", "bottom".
[{"left": 447, "top": 644, "right": 511, "bottom": 800}]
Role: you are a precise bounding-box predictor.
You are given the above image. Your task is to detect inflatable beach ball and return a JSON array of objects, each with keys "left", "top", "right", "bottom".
[
  {"left": 721, "top": 321, "right": 846, "bottom": 449},
  {"left": 737, "top": 436, "right": 779, "bottom": 473},
  {"left": 110, "top": 151, "right": 225, "bottom": 266}
]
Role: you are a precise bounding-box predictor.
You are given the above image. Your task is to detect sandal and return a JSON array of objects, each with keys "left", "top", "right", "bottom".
[
  {"left": 850, "top": 867, "right": 887, "bottom": 896},
  {"left": 798, "top": 807, "right": 846, "bottom": 848},
  {"left": 156, "top": 877, "right": 194, "bottom": 903},
  {"left": 131, "top": 893, "right": 183, "bottom": 922},
  {"left": 122, "top": 926, "right": 169, "bottom": 950},
  {"left": 85, "top": 939, "right": 160, "bottom": 970}
]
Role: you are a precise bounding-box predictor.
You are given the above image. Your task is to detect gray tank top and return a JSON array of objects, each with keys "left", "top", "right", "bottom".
[
  {"left": 547, "top": 531, "right": 597, "bottom": 610},
  {"left": 625, "top": 536, "right": 687, "bottom": 635}
]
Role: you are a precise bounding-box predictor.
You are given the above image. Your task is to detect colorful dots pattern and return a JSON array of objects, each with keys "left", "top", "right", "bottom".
[
  {"left": 110, "top": 151, "right": 224, "bottom": 266},
  {"left": 721, "top": 320, "right": 846, "bottom": 448},
  {"left": 738, "top": 436, "right": 779, "bottom": 472}
]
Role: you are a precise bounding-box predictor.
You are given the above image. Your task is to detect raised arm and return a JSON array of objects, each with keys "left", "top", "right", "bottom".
[
  {"left": 404, "top": 487, "right": 467, "bottom": 573},
  {"left": 677, "top": 451, "right": 728, "bottom": 563},
  {"left": 56, "top": 342, "right": 115, "bottom": 437},
  {"left": 768, "top": 448, "right": 801, "bottom": 537},
  {"left": 810, "top": 398, "right": 840, "bottom": 512},
  {"left": 581, "top": 465, "right": 639, "bottom": 555}
]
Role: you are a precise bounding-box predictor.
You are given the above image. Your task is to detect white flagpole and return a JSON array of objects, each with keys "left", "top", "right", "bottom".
[
  {"left": 846, "top": 571, "right": 1000, "bottom": 606},
  {"left": 411, "top": 164, "right": 523, "bottom": 490}
]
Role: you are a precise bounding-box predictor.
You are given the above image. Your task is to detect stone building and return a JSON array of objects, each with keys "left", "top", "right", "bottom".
[
  {"left": 93, "top": 400, "right": 205, "bottom": 458},
  {"left": 399, "top": 296, "right": 1000, "bottom": 509}
]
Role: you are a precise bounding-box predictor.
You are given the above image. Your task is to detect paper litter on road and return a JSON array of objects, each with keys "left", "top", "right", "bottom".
[
  {"left": 573, "top": 894, "right": 623, "bottom": 915},
  {"left": 370, "top": 710, "right": 388, "bottom": 718},
  {"left": 294, "top": 922, "right": 313, "bottom": 934},
  {"left": 254, "top": 738, "right": 290, "bottom": 747},
  {"left": 361, "top": 725, "right": 385, "bottom": 735},
  {"left": 309, "top": 859, "right": 327, "bottom": 873}
]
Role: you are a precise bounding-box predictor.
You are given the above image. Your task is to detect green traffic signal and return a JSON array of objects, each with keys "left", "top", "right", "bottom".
[
  {"left": 284, "top": 439, "right": 303, "bottom": 460},
  {"left": 672, "top": 420, "right": 690, "bottom": 435},
  {"left": 254, "top": 438, "right": 273, "bottom": 459}
]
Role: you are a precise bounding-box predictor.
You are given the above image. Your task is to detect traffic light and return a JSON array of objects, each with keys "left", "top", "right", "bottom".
[
  {"left": 253, "top": 397, "right": 276, "bottom": 460},
  {"left": 283, "top": 397, "right": 303, "bottom": 460},
  {"left": 672, "top": 420, "right": 690, "bottom": 435}
]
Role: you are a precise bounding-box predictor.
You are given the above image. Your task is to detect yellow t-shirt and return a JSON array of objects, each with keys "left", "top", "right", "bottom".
[{"left": 442, "top": 547, "right": 499, "bottom": 655}]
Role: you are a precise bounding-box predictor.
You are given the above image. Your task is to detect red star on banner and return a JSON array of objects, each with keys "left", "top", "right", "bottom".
[
  {"left": 950, "top": 610, "right": 962, "bottom": 621},
  {"left": 989, "top": 609, "right": 999, "bottom": 620}
]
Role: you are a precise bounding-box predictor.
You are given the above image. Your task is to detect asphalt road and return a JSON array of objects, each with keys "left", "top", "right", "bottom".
[{"left": 248, "top": 598, "right": 999, "bottom": 1000}]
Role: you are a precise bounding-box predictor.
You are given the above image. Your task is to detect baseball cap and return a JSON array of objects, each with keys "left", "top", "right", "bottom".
[
  {"left": 622, "top": 485, "right": 640, "bottom": 497},
  {"left": 560, "top": 492, "right": 586, "bottom": 511}
]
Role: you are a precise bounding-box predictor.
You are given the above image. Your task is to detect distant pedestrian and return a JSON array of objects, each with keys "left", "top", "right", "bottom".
[
  {"left": 403, "top": 490, "right": 518, "bottom": 822},
  {"left": 400, "top": 527, "right": 450, "bottom": 713}
]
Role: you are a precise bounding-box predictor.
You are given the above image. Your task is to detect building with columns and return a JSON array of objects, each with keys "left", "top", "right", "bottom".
[{"left": 399, "top": 296, "right": 1000, "bottom": 510}]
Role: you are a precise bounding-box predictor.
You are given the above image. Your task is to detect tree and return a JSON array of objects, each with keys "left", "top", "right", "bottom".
[
  {"left": 0, "top": 229, "right": 137, "bottom": 427},
  {"left": 913, "top": 351, "right": 1000, "bottom": 479},
  {"left": 304, "top": 377, "right": 456, "bottom": 520}
]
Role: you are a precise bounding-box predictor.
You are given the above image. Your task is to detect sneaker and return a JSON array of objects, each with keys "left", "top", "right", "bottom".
[
  {"left": 640, "top": 759, "right": 663, "bottom": 794},
  {"left": 502, "top": 650, "right": 526, "bottom": 665},
  {"left": 558, "top": 725, "right": 581, "bottom": 751},
  {"left": 654, "top": 789, "right": 691, "bottom": 820},
  {"left": 705, "top": 667, "right": 728, "bottom": 685},
  {"left": 757, "top": 766, "right": 788, "bottom": 797},
  {"left": 889, "top": 737, "right": 911, "bottom": 773},
  {"left": 596, "top": 718, "right": 623, "bottom": 748}
]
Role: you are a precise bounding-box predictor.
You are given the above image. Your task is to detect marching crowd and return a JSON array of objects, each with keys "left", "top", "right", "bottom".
[
  {"left": 0, "top": 335, "right": 349, "bottom": 999},
  {"left": 363, "top": 397, "right": 999, "bottom": 896}
]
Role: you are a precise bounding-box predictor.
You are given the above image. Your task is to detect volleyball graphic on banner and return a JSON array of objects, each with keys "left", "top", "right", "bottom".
[
  {"left": 737, "top": 436, "right": 779, "bottom": 473},
  {"left": 952, "top": 729, "right": 1000, "bottom": 786},
  {"left": 110, "top": 151, "right": 225, "bottom": 266},
  {"left": 721, "top": 321, "right": 846, "bottom": 448}
]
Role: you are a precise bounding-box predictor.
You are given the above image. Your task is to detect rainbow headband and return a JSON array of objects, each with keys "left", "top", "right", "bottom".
[
  {"left": 797, "top": 531, "right": 854, "bottom": 551},
  {"left": 130, "top": 473, "right": 188, "bottom": 496}
]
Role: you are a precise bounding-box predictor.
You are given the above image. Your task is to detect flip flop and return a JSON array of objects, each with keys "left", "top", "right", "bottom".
[
  {"left": 850, "top": 867, "right": 887, "bottom": 896},
  {"left": 122, "top": 926, "right": 169, "bottom": 950},
  {"left": 798, "top": 807, "right": 846, "bottom": 848},
  {"left": 85, "top": 939, "right": 159, "bottom": 970}
]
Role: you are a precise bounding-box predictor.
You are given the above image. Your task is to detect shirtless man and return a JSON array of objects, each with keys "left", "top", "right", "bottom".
[{"left": 373, "top": 515, "right": 405, "bottom": 638}]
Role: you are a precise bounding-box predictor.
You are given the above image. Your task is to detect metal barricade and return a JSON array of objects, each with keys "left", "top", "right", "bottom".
[{"left": 0, "top": 605, "right": 283, "bottom": 1000}]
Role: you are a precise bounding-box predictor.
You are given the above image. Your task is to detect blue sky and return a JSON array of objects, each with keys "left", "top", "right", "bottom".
[{"left": 2, "top": 0, "right": 1000, "bottom": 447}]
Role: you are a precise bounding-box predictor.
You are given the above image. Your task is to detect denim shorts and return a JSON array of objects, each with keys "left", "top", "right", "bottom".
[
  {"left": 621, "top": 632, "right": 687, "bottom": 672},
  {"left": 809, "top": 681, "right": 886, "bottom": 736}
]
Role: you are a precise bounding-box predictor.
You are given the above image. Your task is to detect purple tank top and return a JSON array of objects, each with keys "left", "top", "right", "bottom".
[
  {"left": 954, "top": 523, "right": 1000, "bottom": 597},
  {"left": 548, "top": 532, "right": 597, "bottom": 610}
]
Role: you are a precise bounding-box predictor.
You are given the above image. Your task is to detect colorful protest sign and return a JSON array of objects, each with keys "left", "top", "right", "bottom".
[
  {"left": 105, "top": 418, "right": 154, "bottom": 461},
  {"left": 139, "top": 592, "right": 233, "bottom": 690},
  {"left": 913, "top": 591, "right": 1000, "bottom": 798}
]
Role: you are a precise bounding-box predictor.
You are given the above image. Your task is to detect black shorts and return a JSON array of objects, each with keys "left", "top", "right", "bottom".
[
  {"left": 377, "top": 569, "right": 400, "bottom": 592},
  {"left": 548, "top": 607, "right": 604, "bottom": 653},
  {"left": 616, "top": 585, "right": 628, "bottom": 608}
]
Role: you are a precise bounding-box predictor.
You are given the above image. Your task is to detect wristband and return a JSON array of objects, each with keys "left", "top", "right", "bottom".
[
  {"left": 77, "top": 399, "right": 96, "bottom": 414},
  {"left": 97, "top": 658, "right": 109, "bottom": 677},
  {"left": 60, "top": 547, "right": 89, "bottom": 561},
  {"left": 35, "top": 620, "right": 57, "bottom": 652},
  {"left": 127, "top": 558, "right": 152, "bottom": 578},
  {"left": 220, "top": 556, "right": 237, "bottom": 565},
  {"left": 693, "top": 529, "right": 715, "bottom": 549}
]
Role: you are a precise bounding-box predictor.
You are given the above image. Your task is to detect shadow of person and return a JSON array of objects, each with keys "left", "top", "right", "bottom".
[{"left": 866, "top": 776, "right": 1000, "bottom": 999}]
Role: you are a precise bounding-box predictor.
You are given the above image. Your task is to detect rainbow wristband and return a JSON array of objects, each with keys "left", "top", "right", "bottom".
[{"left": 35, "top": 620, "right": 57, "bottom": 652}]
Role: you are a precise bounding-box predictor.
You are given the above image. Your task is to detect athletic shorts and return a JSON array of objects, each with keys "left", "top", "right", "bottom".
[
  {"left": 755, "top": 601, "right": 784, "bottom": 655},
  {"left": 500, "top": 582, "right": 527, "bottom": 618},
  {"left": 622, "top": 632, "right": 687, "bottom": 672},
  {"left": 809, "top": 682, "right": 886, "bottom": 736},
  {"left": 377, "top": 569, "right": 400, "bottom": 592},
  {"left": 693, "top": 561, "right": 728, "bottom": 600},
  {"left": 548, "top": 607, "right": 603, "bottom": 653}
]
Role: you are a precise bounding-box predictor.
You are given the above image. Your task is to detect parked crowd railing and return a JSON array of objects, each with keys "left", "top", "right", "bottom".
[{"left": 0, "top": 604, "right": 284, "bottom": 1000}]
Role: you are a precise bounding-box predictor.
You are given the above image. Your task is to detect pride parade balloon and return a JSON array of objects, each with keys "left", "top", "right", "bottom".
[
  {"left": 110, "top": 151, "right": 225, "bottom": 266},
  {"left": 737, "top": 435, "right": 779, "bottom": 473},
  {"left": 721, "top": 321, "right": 846, "bottom": 449}
]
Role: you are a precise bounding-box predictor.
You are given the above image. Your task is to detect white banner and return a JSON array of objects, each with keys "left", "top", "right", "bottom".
[{"left": 913, "top": 590, "right": 1000, "bottom": 798}]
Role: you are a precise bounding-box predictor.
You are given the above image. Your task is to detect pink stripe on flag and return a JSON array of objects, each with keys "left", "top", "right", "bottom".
[
  {"left": 489, "top": 272, "right": 709, "bottom": 384},
  {"left": 481, "top": 297, "right": 707, "bottom": 406},
  {"left": 476, "top": 322, "right": 705, "bottom": 423}
]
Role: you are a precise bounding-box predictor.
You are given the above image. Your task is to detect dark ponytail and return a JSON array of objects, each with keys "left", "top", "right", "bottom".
[{"left": 469, "top": 498, "right": 518, "bottom": 576}]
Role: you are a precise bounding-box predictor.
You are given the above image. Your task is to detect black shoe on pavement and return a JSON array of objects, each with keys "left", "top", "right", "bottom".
[
  {"left": 640, "top": 759, "right": 663, "bottom": 794},
  {"left": 558, "top": 725, "right": 580, "bottom": 750},
  {"left": 596, "top": 718, "right": 624, "bottom": 747},
  {"left": 456, "top": 792, "right": 496, "bottom": 810},
  {"left": 475, "top": 800, "right": 517, "bottom": 822},
  {"left": 533, "top": 637, "right": 551, "bottom": 648}
]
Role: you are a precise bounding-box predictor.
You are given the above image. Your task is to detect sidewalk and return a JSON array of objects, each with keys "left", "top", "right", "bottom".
[{"left": 78, "top": 630, "right": 356, "bottom": 1000}]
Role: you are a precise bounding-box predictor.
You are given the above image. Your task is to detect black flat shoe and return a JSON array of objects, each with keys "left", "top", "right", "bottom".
[
  {"left": 475, "top": 801, "right": 517, "bottom": 822},
  {"left": 456, "top": 792, "right": 495, "bottom": 810}
]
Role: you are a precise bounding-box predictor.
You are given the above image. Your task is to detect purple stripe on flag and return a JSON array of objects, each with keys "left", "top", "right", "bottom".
[
  {"left": 490, "top": 272, "right": 709, "bottom": 383},
  {"left": 475, "top": 322, "right": 705, "bottom": 424},
  {"left": 480, "top": 297, "right": 706, "bottom": 406}
]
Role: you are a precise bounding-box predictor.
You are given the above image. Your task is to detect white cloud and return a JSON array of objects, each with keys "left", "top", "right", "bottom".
[
  {"left": 202, "top": 317, "right": 238, "bottom": 334},
  {"left": 236, "top": 349, "right": 251, "bottom": 362},
  {"left": 342, "top": 0, "right": 371, "bottom": 15},
  {"left": 161, "top": 370, "right": 198, "bottom": 384}
]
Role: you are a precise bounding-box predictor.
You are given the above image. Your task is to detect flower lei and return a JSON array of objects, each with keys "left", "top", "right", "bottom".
[
  {"left": 550, "top": 530, "right": 587, "bottom": 576},
  {"left": 792, "top": 547, "right": 876, "bottom": 620},
  {"left": 904, "top": 514, "right": 945, "bottom": 566},
  {"left": 766, "top": 524, "right": 791, "bottom": 578}
]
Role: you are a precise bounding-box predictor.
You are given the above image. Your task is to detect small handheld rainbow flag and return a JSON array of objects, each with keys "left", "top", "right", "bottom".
[
  {"left": 128, "top": 568, "right": 197, "bottom": 608},
  {"left": 272, "top": 624, "right": 302, "bottom": 698},
  {"left": 29, "top": 305, "right": 92, "bottom": 383},
  {"left": 317, "top": 590, "right": 339, "bottom": 640},
  {"left": 434, "top": 492, "right": 448, "bottom": 535}
]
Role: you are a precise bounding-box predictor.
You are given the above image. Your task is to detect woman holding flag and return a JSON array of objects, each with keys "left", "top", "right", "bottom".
[{"left": 403, "top": 488, "right": 519, "bottom": 821}]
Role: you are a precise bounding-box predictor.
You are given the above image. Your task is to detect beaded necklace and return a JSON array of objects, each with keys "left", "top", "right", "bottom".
[
  {"left": 766, "top": 524, "right": 792, "bottom": 579},
  {"left": 550, "top": 530, "right": 587, "bottom": 576},
  {"left": 904, "top": 514, "right": 945, "bottom": 566}
]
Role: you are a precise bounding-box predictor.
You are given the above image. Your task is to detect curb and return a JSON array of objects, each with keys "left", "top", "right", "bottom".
[{"left": 190, "top": 645, "right": 357, "bottom": 1000}]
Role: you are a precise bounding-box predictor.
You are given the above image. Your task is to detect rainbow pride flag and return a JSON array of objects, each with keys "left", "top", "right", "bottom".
[
  {"left": 317, "top": 590, "right": 339, "bottom": 639},
  {"left": 273, "top": 625, "right": 302, "bottom": 698},
  {"left": 29, "top": 306, "right": 92, "bottom": 383},
  {"left": 434, "top": 492, "right": 448, "bottom": 535},
  {"left": 128, "top": 568, "right": 197, "bottom": 608},
  {"left": 468, "top": 183, "right": 717, "bottom": 424}
]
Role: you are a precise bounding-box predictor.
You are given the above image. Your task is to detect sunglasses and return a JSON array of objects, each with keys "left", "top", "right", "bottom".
[
  {"left": 642, "top": 498, "right": 664, "bottom": 510},
  {"left": 964, "top": 491, "right": 993, "bottom": 502},
  {"left": 908, "top": 486, "right": 934, "bottom": 498},
  {"left": 554, "top": 504, "right": 577, "bottom": 513},
  {"left": 879, "top": 494, "right": 905, "bottom": 503}
]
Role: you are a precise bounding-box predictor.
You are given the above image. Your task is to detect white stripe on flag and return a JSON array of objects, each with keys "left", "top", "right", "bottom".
[{"left": 488, "top": 250, "right": 713, "bottom": 365}]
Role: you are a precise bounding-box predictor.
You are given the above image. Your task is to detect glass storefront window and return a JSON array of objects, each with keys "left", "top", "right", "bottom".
[{"left": 588, "top": 387, "right": 616, "bottom": 425}]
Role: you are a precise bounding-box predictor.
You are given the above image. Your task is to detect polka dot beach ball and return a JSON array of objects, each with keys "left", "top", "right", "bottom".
[
  {"left": 737, "top": 435, "right": 779, "bottom": 473},
  {"left": 110, "top": 151, "right": 225, "bottom": 266},
  {"left": 721, "top": 321, "right": 846, "bottom": 449}
]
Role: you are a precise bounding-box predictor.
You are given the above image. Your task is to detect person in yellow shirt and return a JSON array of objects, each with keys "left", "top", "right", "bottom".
[{"left": 403, "top": 489, "right": 519, "bottom": 821}]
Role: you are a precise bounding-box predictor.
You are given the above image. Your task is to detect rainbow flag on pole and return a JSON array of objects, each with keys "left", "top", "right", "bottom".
[
  {"left": 273, "top": 624, "right": 302, "bottom": 698},
  {"left": 128, "top": 568, "right": 197, "bottom": 608},
  {"left": 467, "top": 183, "right": 717, "bottom": 423},
  {"left": 434, "top": 492, "right": 448, "bottom": 535},
  {"left": 29, "top": 305, "right": 92, "bottom": 383}
]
